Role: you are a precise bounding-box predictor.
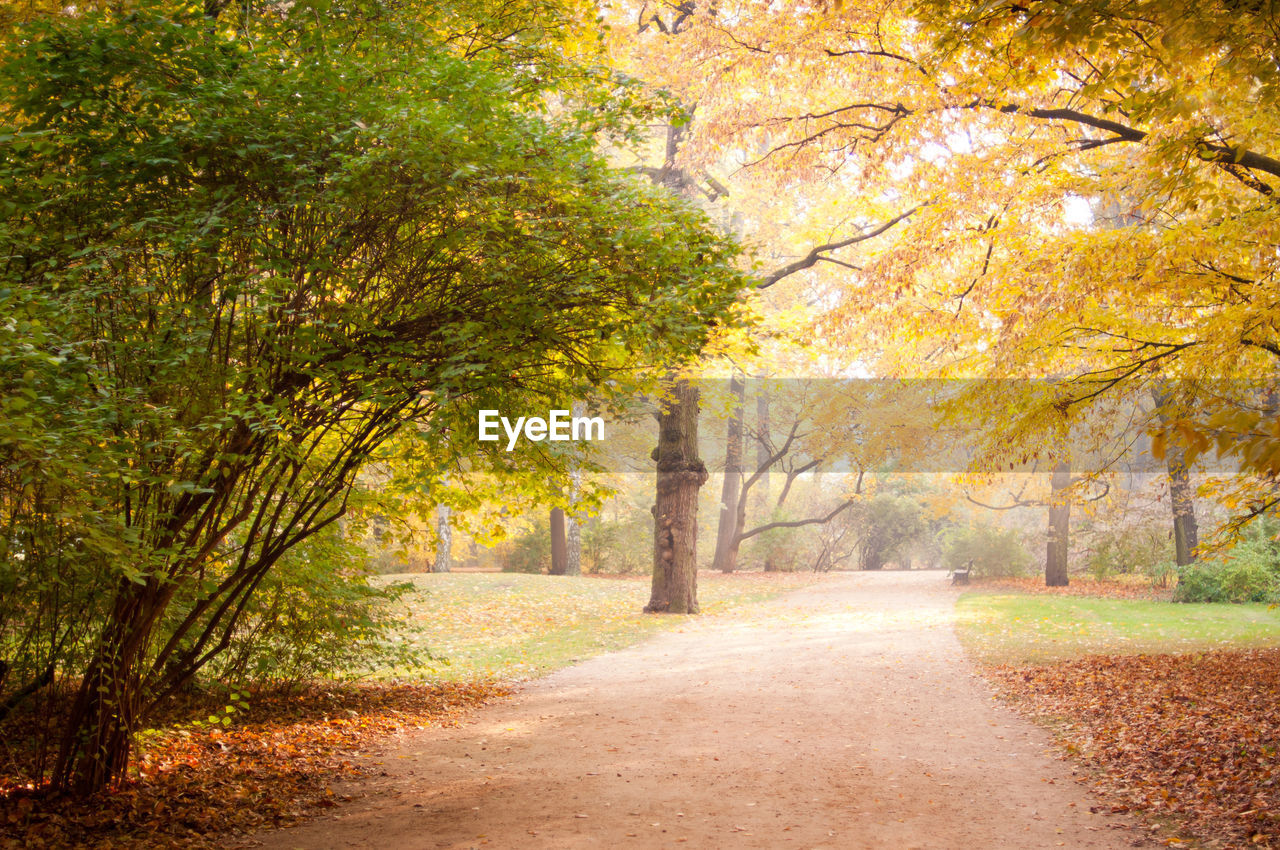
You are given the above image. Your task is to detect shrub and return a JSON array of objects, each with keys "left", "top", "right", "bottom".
[
  {"left": 210, "top": 524, "right": 428, "bottom": 689},
  {"left": 1174, "top": 521, "right": 1280, "bottom": 603},
  {"left": 941, "top": 523, "right": 1033, "bottom": 578},
  {"left": 500, "top": 528, "right": 551, "bottom": 574},
  {"left": 749, "top": 517, "right": 805, "bottom": 572},
  {"left": 1086, "top": 524, "right": 1172, "bottom": 581},
  {"left": 851, "top": 495, "right": 927, "bottom": 571},
  {"left": 583, "top": 514, "right": 651, "bottom": 574},
  {"left": 1146, "top": 558, "right": 1177, "bottom": 589}
]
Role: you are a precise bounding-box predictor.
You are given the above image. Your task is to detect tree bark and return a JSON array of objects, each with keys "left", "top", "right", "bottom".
[
  {"left": 550, "top": 508, "right": 568, "bottom": 575},
  {"left": 433, "top": 505, "right": 452, "bottom": 573},
  {"left": 755, "top": 388, "right": 774, "bottom": 570},
  {"left": 754, "top": 388, "right": 771, "bottom": 508},
  {"left": 1045, "top": 461, "right": 1071, "bottom": 587},
  {"left": 565, "top": 462, "right": 583, "bottom": 576},
  {"left": 646, "top": 379, "right": 707, "bottom": 613},
  {"left": 712, "top": 374, "right": 746, "bottom": 573},
  {"left": 54, "top": 577, "right": 173, "bottom": 793},
  {"left": 1152, "top": 390, "right": 1199, "bottom": 566},
  {"left": 564, "top": 403, "right": 584, "bottom": 576},
  {"left": 1165, "top": 441, "right": 1199, "bottom": 566}
]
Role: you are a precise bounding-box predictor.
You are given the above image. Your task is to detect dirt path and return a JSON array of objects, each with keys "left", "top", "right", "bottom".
[{"left": 256, "top": 571, "right": 1145, "bottom": 849}]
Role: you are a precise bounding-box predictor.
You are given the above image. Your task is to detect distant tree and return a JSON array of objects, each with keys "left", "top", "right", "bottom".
[
  {"left": 550, "top": 509, "right": 568, "bottom": 575},
  {"left": 711, "top": 374, "right": 746, "bottom": 573},
  {"left": 433, "top": 506, "right": 453, "bottom": 574},
  {"left": 851, "top": 496, "right": 927, "bottom": 571}
]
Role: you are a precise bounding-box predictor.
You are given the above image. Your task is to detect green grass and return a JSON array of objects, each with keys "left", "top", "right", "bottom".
[
  {"left": 383, "top": 571, "right": 815, "bottom": 681},
  {"left": 956, "top": 592, "right": 1280, "bottom": 665}
]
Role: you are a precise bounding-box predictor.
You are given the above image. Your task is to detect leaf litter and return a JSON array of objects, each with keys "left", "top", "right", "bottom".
[
  {"left": 987, "top": 648, "right": 1280, "bottom": 848},
  {"left": 1, "top": 681, "right": 509, "bottom": 849}
]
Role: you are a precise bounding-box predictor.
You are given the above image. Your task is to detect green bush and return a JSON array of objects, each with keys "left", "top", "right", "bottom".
[
  {"left": 500, "top": 530, "right": 549, "bottom": 574},
  {"left": 1174, "top": 521, "right": 1280, "bottom": 603},
  {"left": 851, "top": 495, "right": 927, "bottom": 571},
  {"left": 750, "top": 520, "right": 805, "bottom": 572},
  {"left": 583, "top": 514, "right": 651, "bottom": 574},
  {"left": 1145, "top": 558, "right": 1178, "bottom": 589},
  {"left": 941, "top": 523, "right": 1033, "bottom": 578},
  {"left": 1086, "top": 524, "right": 1172, "bottom": 581},
  {"left": 208, "top": 524, "right": 428, "bottom": 689}
]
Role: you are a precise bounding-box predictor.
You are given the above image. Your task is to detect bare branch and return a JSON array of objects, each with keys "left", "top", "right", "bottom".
[
  {"left": 738, "top": 498, "right": 856, "bottom": 541},
  {"left": 757, "top": 205, "right": 922, "bottom": 289}
]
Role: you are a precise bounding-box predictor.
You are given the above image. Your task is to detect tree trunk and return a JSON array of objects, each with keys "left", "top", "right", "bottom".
[
  {"left": 755, "top": 389, "right": 774, "bottom": 571},
  {"left": 1167, "top": 445, "right": 1199, "bottom": 566},
  {"left": 1153, "top": 390, "right": 1198, "bottom": 566},
  {"left": 565, "top": 462, "right": 582, "bottom": 576},
  {"left": 755, "top": 387, "right": 771, "bottom": 505},
  {"left": 433, "top": 505, "right": 452, "bottom": 573},
  {"left": 57, "top": 661, "right": 137, "bottom": 794},
  {"left": 565, "top": 514, "right": 581, "bottom": 576},
  {"left": 54, "top": 578, "right": 172, "bottom": 794},
  {"left": 712, "top": 374, "right": 746, "bottom": 573},
  {"left": 1045, "top": 461, "right": 1071, "bottom": 587},
  {"left": 646, "top": 379, "right": 707, "bottom": 613},
  {"left": 550, "top": 508, "right": 568, "bottom": 575}
]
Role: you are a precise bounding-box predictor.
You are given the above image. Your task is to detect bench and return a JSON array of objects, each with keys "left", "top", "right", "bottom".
[{"left": 951, "top": 561, "right": 973, "bottom": 585}]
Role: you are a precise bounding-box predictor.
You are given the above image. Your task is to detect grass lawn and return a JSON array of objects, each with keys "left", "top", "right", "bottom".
[
  {"left": 956, "top": 591, "right": 1280, "bottom": 665},
  {"left": 387, "top": 570, "right": 818, "bottom": 681}
]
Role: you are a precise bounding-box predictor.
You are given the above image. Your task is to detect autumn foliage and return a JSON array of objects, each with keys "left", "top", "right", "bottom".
[
  {"left": 989, "top": 649, "right": 1280, "bottom": 848},
  {"left": 0, "top": 681, "right": 508, "bottom": 849},
  {"left": 973, "top": 576, "right": 1174, "bottom": 602}
]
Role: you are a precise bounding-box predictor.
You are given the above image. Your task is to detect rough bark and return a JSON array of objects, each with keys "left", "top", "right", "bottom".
[
  {"left": 564, "top": 403, "right": 584, "bottom": 576},
  {"left": 712, "top": 374, "right": 746, "bottom": 573},
  {"left": 54, "top": 577, "right": 175, "bottom": 793},
  {"left": 646, "top": 379, "right": 707, "bottom": 614},
  {"left": 1045, "top": 461, "right": 1071, "bottom": 587},
  {"left": 433, "top": 505, "right": 452, "bottom": 573},
  {"left": 644, "top": 114, "right": 707, "bottom": 609},
  {"left": 1153, "top": 390, "right": 1199, "bottom": 566},
  {"left": 1166, "top": 444, "right": 1199, "bottom": 566},
  {"left": 550, "top": 508, "right": 568, "bottom": 575}
]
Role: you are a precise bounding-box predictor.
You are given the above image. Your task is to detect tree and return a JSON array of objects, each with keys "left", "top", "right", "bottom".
[
  {"left": 645, "top": 379, "right": 708, "bottom": 613},
  {"left": 850, "top": 495, "right": 927, "bottom": 572},
  {"left": 550, "top": 508, "right": 568, "bottom": 575},
  {"left": 620, "top": 1, "right": 923, "bottom": 607},
  {"left": 434, "top": 506, "right": 453, "bottom": 574},
  {"left": 0, "top": 0, "right": 746, "bottom": 793},
  {"left": 1046, "top": 462, "right": 1072, "bottom": 587},
  {"left": 711, "top": 373, "right": 746, "bottom": 572},
  {"left": 616, "top": 0, "right": 1280, "bottom": 528},
  {"left": 1153, "top": 389, "right": 1200, "bottom": 566}
]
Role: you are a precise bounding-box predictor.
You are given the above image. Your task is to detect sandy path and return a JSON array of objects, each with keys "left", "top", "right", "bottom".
[{"left": 255, "top": 571, "right": 1145, "bottom": 849}]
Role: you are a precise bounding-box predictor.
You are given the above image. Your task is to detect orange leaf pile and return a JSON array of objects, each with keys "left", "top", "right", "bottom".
[
  {"left": 1, "top": 680, "right": 509, "bottom": 849},
  {"left": 974, "top": 576, "right": 1174, "bottom": 601},
  {"left": 988, "top": 649, "right": 1280, "bottom": 847}
]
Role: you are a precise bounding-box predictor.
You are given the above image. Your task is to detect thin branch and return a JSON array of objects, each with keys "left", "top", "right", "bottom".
[
  {"left": 738, "top": 498, "right": 857, "bottom": 541},
  {"left": 1243, "top": 337, "right": 1280, "bottom": 359},
  {"left": 817, "top": 256, "right": 862, "bottom": 273},
  {"left": 986, "top": 102, "right": 1280, "bottom": 194},
  {"left": 758, "top": 205, "right": 922, "bottom": 289}
]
